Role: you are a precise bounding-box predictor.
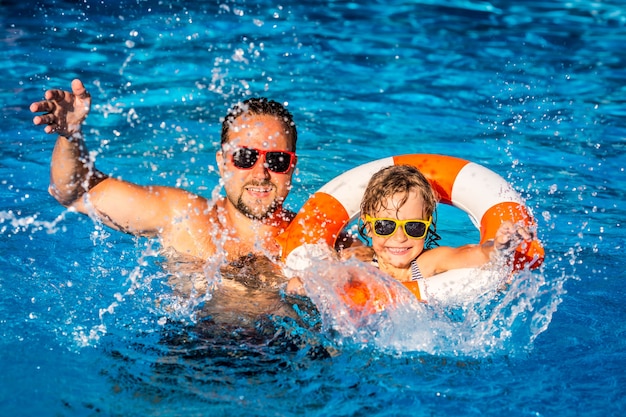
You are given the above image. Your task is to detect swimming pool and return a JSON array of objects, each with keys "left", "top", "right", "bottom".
[{"left": 2, "top": 0, "right": 625, "bottom": 415}]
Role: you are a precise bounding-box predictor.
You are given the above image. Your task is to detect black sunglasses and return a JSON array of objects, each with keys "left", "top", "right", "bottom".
[{"left": 228, "top": 147, "right": 296, "bottom": 174}]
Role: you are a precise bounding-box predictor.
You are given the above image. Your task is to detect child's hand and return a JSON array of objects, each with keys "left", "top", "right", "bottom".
[
  {"left": 339, "top": 246, "right": 375, "bottom": 261},
  {"left": 494, "top": 221, "right": 533, "bottom": 251},
  {"left": 286, "top": 277, "right": 306, "bottom": 296}
]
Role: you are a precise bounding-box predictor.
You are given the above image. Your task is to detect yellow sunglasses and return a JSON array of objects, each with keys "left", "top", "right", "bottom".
[{"left": 364, "top": 215, "right": 432, "bottom": 239}]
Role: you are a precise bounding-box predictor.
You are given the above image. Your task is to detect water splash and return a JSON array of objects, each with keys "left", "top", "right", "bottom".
[
  {"left": 0, "top": 209, "right": 68, "bottom": 236},
  {"left": 295, "top": 255, "right": 565, "bottom": 358},
  {"left": 154, "top": 250, "right": 224, "bottom": 324}
]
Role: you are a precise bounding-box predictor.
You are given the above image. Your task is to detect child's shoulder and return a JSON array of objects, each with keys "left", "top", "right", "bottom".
[{"left": 417, "top": 245, "right": 459, "bottom": 276}]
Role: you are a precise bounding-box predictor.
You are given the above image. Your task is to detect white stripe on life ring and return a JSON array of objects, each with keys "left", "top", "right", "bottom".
[
  {"left": 318, "top": 157, "right": 395, "bottom": 222},
  {"left": 451, "top": 162, "right": 524, "bottom": 229}
]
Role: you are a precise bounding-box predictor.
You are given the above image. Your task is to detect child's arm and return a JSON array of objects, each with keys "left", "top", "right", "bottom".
[{"left": 418, "top": 221, "right": 531, "bottom": 276}]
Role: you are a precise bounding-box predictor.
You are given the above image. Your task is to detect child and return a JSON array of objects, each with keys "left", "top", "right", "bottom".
[
  {"left": 285, "top": 164, "right": 529, "bottom": 300},
  {"left": 346, "top": 164, "right": 528, "bottom": 283}
]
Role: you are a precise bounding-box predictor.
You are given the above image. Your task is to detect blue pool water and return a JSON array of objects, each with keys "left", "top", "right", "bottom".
[{"left": 1, "top": 0, "right": 625, "bottom": 415}]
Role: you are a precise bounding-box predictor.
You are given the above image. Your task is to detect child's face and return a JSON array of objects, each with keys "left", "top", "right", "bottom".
[{"left": 367, "top": 190, "right": 427, "bottom": 271}]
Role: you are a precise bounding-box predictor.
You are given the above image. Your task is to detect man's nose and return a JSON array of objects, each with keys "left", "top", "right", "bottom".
[{"left": 251, "top": 156, "right": 271, "bottom": 179}]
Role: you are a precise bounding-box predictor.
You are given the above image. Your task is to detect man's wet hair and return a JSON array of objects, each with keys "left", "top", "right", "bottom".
[{"left": 221, "top": 97, "right": 298, "bottom": 151}]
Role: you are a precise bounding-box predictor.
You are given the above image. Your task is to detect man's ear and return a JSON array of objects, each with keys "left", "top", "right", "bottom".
[{"left": 216, "top": 150, "right": 225, "bottom": 177}]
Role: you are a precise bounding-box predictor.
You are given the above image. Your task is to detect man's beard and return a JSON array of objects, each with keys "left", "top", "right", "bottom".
[
  {"left": 232, "top": 181, "right": 281, "bottom": 220},
  {"left": 235, "top": 195, "right": 279, "bottom": 220}
]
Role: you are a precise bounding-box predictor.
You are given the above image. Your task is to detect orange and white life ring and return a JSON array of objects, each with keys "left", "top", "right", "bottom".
[{"left": 276, "top": 154, "right": 544, "bottom": 302}]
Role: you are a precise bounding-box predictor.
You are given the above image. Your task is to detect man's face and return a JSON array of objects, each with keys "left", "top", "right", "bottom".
[{"left": 217, "top": 113, "right": 296, "bottom": 220}]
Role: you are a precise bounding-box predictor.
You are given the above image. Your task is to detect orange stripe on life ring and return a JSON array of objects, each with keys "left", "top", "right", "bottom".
[
  {"left": 393, "top": 154, "right": 469, "bottom": 204},
  {"left": 277, "top": 191, "right": 349, "bottom": 260},
  {"left": 480, "top": 201, "right": 545, "bottom": 269},
  {"left": 401, "top": 281, "right": 423, "bottom": 301}
]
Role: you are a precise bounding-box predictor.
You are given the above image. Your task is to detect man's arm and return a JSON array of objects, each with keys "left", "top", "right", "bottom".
[
  {"left": 30, "top": 79, "right": 207, "bottom": 240},
  {"left": 75, "top": 178, "right": 209, "bottom": 237},
  {"left": 30, "top": 79, "right": 106, "bottom": 206}
]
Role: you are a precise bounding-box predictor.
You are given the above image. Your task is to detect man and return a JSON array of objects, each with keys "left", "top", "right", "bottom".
[
  {"left": 30, "top": 79, "right": 298, "bottom": 263},
  {"left": 31, "top": 81, "right": 335, "bottom": 355}
]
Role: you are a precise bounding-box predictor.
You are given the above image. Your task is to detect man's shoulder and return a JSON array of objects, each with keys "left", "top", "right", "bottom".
[{"left": 162, "top": 187, "right": 216, "bottom": 217}]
